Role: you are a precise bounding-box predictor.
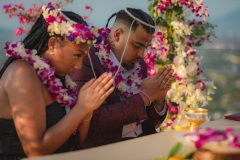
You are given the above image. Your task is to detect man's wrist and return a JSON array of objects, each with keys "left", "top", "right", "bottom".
[
  {"left": 153, "top": 99, "right": 166, "bottom": 112},
  {"left": 139, "top": 91, "right": 152, "bottom": 106},
  {"left": 154, "top": 100, "right": 165, "bottom": 105}
]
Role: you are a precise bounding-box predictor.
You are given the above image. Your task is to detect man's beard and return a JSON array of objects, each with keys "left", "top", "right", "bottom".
[{"left": 122, "top": 61, "right": 135, "bottom": 71}]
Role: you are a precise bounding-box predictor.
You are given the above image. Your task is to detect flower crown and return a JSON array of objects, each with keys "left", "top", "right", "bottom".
[{"left": 42, "top": 4, "right": 96, "bottom": 44}]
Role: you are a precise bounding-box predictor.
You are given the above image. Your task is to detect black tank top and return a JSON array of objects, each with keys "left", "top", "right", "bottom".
[
  {"left": 0, "top": 102, "right": 79, "bottom": 160},
  {"left": 0, "top": 58, "right": 79, "bottom": 159}
]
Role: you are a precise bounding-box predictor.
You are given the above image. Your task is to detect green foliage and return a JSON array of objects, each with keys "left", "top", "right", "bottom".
[
  {"left": 150, "top": 142, "right": 195, "bottom": 160},
  {"left": 168, "top": 142, "right": 182, "bottom": 157}
]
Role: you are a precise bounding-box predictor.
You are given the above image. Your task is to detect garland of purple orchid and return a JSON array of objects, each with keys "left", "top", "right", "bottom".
[
  {"left": 94, "top": 28, "right": 144, "bottom": 99},
  {"left": 4, "top": 41, "right": 78, "bottom": 110},
  {"left": 3, "top": 4, "right": 97, "bottom": 111},
  {"left": 42, "top": 4, "right": 96, "bottom": 44},
  {"left": 184, "top": 128, "right": 240, "bottom": 149}
]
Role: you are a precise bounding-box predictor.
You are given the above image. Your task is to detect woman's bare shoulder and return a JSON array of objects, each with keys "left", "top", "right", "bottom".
[
  {"left": 7, "top": 59, "right": 38, "bottom": 77},
  {"left": 3, "top": 59, "right": 41, "bottom": 89}
]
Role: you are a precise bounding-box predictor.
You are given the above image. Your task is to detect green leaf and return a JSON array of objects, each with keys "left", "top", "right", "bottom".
[
  {"left": 153, "top": 0, "right": 158, "bottom": 6},
  {"left": 167, "top": 53, "right": 175, "bottom": 59},
  {"left": 164, "top": 61, "right": 172, "bottom": 65},
  {"left": 159, "top": 19, "right": 168, "bottom": 28},
  {"left": 155, "top": 17, "right": 160, "bottom": 24},
  {"left": 168, "top": 142, "right": 182, "bottom": 157},
  {"left": 178, "top": 149, "right": 195, "bottom": 159},
  {"left": 155, "top": 59, "right": 164, "bottom": 65},
  {"left": 148, "top": 3, "right": 153, "bottom": 12}
]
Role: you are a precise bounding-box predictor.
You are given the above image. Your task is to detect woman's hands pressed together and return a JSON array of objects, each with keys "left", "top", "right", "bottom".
[{"left": 77, "top": 72, "right": 115, "bottom": 113}]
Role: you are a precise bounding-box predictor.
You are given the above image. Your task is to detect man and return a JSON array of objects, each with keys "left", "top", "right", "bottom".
[{"left": 72, "top": 7, "right": 174, "bottom": 148}]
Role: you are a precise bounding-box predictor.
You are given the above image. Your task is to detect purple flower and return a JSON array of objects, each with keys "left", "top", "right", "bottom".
[
  {"left": 184, "top": 128, "right": 240, "bottom": 149},
  {"left": 5, "top": 41, "right": 78, "bottom": 118},
  {"left": 3, "top": 4, "right": 11, "bottom": 9},
  {"left": 46, "top": 3, "right": 55, "bottom": 11},
  {"left": 66, "top": 34, "right": 76, "bottom": 42}
]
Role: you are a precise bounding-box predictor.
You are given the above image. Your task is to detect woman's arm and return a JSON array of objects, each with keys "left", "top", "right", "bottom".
[
  {"left": 6, "top": 60, "right": 114, "bottom": 157},
  {"left": 78, "top": 112, "right": 92, "bottom": 145}
]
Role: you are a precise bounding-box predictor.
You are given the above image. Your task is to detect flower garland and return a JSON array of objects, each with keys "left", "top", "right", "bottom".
[
  {"left": 42, "top": 4, "right": 96, "bottom": 44},
  {"left": 184, "top": 127, "right": 240, "bottom": 149},
  {"left": 94, "top": 28, "right": 144, "bottom": 99},
  {"left": 147, "top": 0, "right": 217, "bottom": 130},
  {"left": 156, "top": 0, "right": 209, "bottom": 20},
  {"left": 4, "top": 41, "right": 78, "bottom": 110}
]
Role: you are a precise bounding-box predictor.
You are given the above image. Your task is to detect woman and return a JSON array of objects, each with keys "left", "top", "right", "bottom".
[{"left": 0, "top": 5, "right": 114, "bottom": 159}]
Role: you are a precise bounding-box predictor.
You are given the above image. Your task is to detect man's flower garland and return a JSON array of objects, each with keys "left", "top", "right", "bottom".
[
  {"left": 94, "top": 28, "right": 144, "bottom": 98},
  {"left": 4, "top": 41, "right": 77, "bottom": 110},
  {"left": 42, "top": 4, "right": 96, "bottom": 44}
]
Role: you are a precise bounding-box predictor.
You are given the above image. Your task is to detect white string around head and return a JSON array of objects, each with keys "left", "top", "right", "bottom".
[
  {"left": 113, "top": 8, "right": 157, "bottom": 79},
  {"left": 88, "top": 8, "right": 155, "bottom": 80},
  {"left": 113, "top": 19, "right": 135, "bottom": 79},
  {"left": 88, "top": 52, "right": 97, "bottom": 79},
  {"left": 60, "top": 11, "right": 77, "bottom": 24},
  {"left": 124, "top": 8, "right": 157, "bottom": 29},
  {"left": 87, "top": 19, "right": 135, "bottom": 80}
]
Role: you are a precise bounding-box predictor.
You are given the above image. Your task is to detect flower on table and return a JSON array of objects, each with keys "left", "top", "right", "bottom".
[
  {"left": 184, "top": 128, "right": 240, "bottom": 149},
  {"left": 150, "top": 142, "right": 194, "bottom": 160}
]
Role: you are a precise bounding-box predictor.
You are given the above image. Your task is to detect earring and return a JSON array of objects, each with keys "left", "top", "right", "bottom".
[{"left": 49, "top": 51, "right": 53, "bottom": 55}]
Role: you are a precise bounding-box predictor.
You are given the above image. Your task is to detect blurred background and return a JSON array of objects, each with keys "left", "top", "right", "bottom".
[{"left": 0, "top": 0, "right": 239, "bottom": 120}]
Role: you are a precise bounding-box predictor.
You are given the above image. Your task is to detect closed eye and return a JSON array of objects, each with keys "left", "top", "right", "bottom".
[
  {"left": 134, "top": 44, "right": 141, "bottom": 49},
  {"left": 133, "top": 41, "right": 145, "bottom": 49},
  {"left": 73, "top": 50, "right": 87, "bottom": 58},
  {"left": 73, "top": 54, "right": 83, "bottom": 58}
]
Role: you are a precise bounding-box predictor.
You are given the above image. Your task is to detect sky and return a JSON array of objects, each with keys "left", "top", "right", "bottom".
[
  {"left": 0, "top": 0, "right": 240, "bottom": 49},
  {"left": 0, "top": 0, "right": 239, "bottom": 26}
]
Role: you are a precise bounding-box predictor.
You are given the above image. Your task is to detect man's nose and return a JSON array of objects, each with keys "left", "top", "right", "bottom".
[{"left": 138, "top": 48, "right": 146, "bottom": 58}]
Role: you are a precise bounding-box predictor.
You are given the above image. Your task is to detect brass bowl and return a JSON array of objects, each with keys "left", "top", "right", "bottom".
[{"left": 184, "top": 108, "right": 208, "bottom": 131}]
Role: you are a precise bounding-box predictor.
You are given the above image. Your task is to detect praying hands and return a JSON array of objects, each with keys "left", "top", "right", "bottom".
[{"left": 140, "top": 65, "right": 174, "bottom": 108}]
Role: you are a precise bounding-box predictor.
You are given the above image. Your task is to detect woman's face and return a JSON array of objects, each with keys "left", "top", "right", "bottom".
[{"left": 47, "top": 37, "right": 90, "bottom": 77}]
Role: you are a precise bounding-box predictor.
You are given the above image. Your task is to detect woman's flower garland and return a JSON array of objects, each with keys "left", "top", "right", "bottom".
[
  {"left": 2, "top": 4, "right": 98, "bottom": 111},
  {"left": 94, "top": 28, "right": 144, "bottom": 99},
  {"left": 4, "top": 41, "right": 78, "bottom": 110},
  {"left": 42, "top": 4, "right": 96, "bottom": 44}
]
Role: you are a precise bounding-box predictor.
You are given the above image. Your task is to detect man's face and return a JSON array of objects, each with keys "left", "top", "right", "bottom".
[{"left": 114, "top": 25, "right": 152, "bottom": 70}]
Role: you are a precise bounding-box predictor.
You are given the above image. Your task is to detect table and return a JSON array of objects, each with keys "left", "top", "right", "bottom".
[{"left": 22, "top": 119, "right": 240, "bottom": 160}]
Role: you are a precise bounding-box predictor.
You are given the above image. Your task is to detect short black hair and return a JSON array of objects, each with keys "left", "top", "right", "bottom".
[{"left": 106, "top": 7, "right": 155, "bottom": 34}]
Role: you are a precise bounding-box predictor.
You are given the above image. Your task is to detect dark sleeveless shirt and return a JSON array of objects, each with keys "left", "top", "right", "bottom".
[
  {"left": 0, "top": 58, "right": 80, "bottom": 159},
  {"left": 0, "top": 102, "right": 80, "bottom": 160}
]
